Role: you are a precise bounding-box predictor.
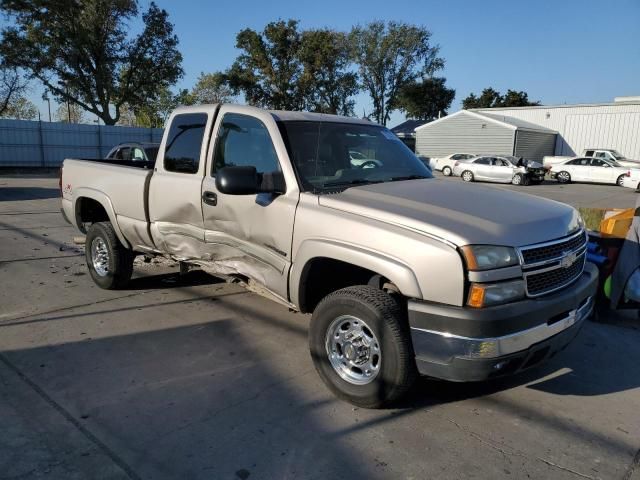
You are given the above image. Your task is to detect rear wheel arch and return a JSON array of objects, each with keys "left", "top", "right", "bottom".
[{"left": 73, "top": 191, "right": 130, "bottom": 248}]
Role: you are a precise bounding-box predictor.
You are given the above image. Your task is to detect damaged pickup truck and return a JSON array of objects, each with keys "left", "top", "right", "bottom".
[{"left": 61, "top": 104, "right": 597, "bottom": 407}]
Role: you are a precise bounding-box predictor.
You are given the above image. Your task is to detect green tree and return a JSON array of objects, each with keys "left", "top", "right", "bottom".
[
  {"left": 1, "top": 95, "right": 36, "bottom": 119},
  {"left": 191, "top": 72, "right": 234, "bottom": 105},
  {"left": 133, "top": 87, "right": 194, "bottom": 128},
  {"left": 299, "top": 29, "right": 358, "bottom": 115},
  {"left": 349, "top": 21, "right": 444, "bottom": 125},
  {"left": 55, "top": 102, "right": 85, "bottom": 123},
  {"left": 462, "top": 88, "right": 540, "bottom": 109},
  {"left": 0, "top": 0, "right": 183, "bottom": 125},
  {"left": 395, "top": 77, "right": 455, "bottom": 120},
  {"left": 226, "top": 19, "right": 305, "bottom": 110},
  {"left": 0, "top": 65, "right": 27, "bottom": 116}
]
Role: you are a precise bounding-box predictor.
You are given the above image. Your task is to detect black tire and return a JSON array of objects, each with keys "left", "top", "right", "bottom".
[
  {"left": 617, "top": 175, "right": 626, "bottom": 187},
  {"left": 442, "top": 166, "right": 452, "bottom": 176},
  {"left": 461, "top": 170, "right": 474, "bottom": 182},
  {"left": 85, "top": 222, "right": 135, "bottom": 289},
  {"left": 556, "top": 171, "right": 571, "bottom": 184},
  {"left": 309, "top": 286, "right": 418, "bottom": 408}
]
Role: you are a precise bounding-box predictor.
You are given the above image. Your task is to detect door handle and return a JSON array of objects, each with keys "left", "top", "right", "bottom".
[{"left": 202, "top": 191, "right": 217, "bottom": 206}]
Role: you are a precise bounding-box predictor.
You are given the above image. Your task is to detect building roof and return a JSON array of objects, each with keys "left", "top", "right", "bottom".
[
  {"left": 472, "top": 98, "right": 640, "bottom": 112},
  {"left": 414, "top": 110, "right": 557, "bottom": 134},
  {"left": 390, "top": 119, "right": 428, "bottom": 138}
]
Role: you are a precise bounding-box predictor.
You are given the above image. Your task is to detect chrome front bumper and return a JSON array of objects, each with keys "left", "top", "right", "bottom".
[{"left": 411, "top": 296, "right": 592, "bottom": 361}]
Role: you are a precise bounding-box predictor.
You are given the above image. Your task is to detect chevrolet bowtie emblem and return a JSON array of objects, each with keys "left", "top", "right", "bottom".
[{"left": 560, "top": 251, "right": 577, "bottom": 268}]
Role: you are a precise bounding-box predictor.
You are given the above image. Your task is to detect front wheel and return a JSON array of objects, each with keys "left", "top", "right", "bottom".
[
  {"left": 617, "top": 175, "right": 626, "bottom": 187},
  {"left": 309, "top": 286, "right": 417, "bottom": 408},
  {"left": 556, "top": 171, "right": 571, "bottom": 184},
  {"left": 85, "top": 222, "right": 135, "bottom": 289},
  {"left": 442, "top": 166, "right": 452, "bottom": 176},
  {"left": 461, "top": 170, "right": 474, "bottom": 182}
]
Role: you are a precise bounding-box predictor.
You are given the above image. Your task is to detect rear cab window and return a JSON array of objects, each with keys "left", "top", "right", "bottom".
[{"left": 164, "top": 113, "right": 208, "bottom": 174}]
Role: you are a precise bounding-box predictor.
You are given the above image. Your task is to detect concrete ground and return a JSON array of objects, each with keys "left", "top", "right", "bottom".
[{"left": 1, "top": 175, "right": 639, "bottom": 480}]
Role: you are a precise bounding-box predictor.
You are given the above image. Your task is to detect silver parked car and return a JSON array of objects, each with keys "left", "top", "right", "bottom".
[{"left": 453, "top": 155, "right": 546, "bottom": 186}]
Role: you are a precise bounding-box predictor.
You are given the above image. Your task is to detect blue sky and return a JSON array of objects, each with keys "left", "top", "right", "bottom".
[{"left": 20, "top": 0, "right": 640, "bottom": 126}]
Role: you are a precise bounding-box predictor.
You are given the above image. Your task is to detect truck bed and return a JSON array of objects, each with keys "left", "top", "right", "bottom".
[{"left": 62, "top": 158, "right": 155, "bottom": 250}]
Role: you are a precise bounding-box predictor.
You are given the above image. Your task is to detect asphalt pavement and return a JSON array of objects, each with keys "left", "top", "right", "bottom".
[{"left": 1, "top": 175, "right": 639, "bottom": 480}]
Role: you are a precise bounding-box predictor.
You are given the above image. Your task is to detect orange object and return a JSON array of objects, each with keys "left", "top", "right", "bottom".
[
  {"left": 600, "top": 208, "right": 634, "bottom": 238},
  {"left": 468, "top": 284, "right": 486, "bottom": 308}
]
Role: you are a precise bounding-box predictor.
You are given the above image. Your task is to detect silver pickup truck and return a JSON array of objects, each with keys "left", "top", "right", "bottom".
[{"left": 61, "top": 104, "right": 598, "bottom": 408}]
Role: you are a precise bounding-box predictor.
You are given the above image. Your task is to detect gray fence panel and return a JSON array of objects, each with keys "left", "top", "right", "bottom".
[{"left": 0, "top": 118, "right": 164, "bottom": 167}]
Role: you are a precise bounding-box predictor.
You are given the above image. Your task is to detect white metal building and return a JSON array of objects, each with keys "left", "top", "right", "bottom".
[
  {"left": 415, "top": 97, "right": 640, "bottom": 162},
  {"left": 474, "top": 97, "right": 640, "bottom": 159}
]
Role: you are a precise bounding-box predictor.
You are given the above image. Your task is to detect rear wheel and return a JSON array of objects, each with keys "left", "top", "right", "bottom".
[
  {"left": 617, "top": 175, "right": 626, "bottom": 187},
  {"left": 461, "top": 170, "right": 474, "bottom": 182},
  {"left": 442, "top": 166, "right": 452, "bottom": 176},
  {"left": 309, "top": 286, "right": 417, "bottom": 408},
  {"left": 556, "top": 171, "right": 571, "bottom": 184},
  {"left": 85, "top": 222, "right": 134, "bottom": 289}
]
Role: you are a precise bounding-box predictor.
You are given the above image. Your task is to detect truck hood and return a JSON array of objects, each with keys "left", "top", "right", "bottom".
[{"left": 318, "top": 179, "right": 581, "bottom": 247}]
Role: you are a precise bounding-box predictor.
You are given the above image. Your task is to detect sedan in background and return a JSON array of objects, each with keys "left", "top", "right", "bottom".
[
  {"left": 106, "top": 142, "right": 160, "bottom": 164},
  {"left": 549, "top": 157, "right": 633, "bottom": 186},
  {"left": 433, "top": 153, "right": 476, "bottom": 176},
  {"left": 452, "top": 155, "right": 546, "bottom": 186},
  {"left": 621, "top": 169, "right": 640, "bottom": 191}
]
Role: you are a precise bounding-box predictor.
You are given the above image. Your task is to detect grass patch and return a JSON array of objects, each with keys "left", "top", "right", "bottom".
[{"left": 578, "top": 207, "right": 606, "bottom": 231}]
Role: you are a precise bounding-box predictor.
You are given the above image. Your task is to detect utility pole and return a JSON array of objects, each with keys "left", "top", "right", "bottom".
[{"left": 42, "top": 91, "right": 52, "bottom": 122}]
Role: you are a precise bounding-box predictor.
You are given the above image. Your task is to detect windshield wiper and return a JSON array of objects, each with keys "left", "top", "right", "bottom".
[
  {"left": 388, "top": 175, "right": 430, "bottom": 181},
  {"left": 322, "top": 179, "right": 384, "bottom": 189}
]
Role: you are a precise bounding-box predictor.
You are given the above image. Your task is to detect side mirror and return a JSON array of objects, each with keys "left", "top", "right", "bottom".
[
  {"left": 215, "top": 166, "right": 286, "bottom": 195},
  {"left": 216, "top": 166, "right": 260, "bottom": 195}
]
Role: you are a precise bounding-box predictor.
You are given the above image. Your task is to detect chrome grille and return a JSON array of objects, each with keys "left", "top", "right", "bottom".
[
  {"left": 520, "top": 230, "right": 587, "bottom": 265},
  {"left": 525, "top": 252, "right": 586, "bottom": 296},
  {"left": 518, "top": 230, "right": 587, "bottom": 297}
]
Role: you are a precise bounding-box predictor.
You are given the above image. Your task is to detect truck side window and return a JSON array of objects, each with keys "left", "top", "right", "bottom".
[
  {"left": 164, "top": 113, "right": 208, "bottom": 174},
  {"left": 213, "top": 113, "right": 280, "bottom": 174},
  {"left": 115, "top": 147, "right": 130, "bottom": 160}
]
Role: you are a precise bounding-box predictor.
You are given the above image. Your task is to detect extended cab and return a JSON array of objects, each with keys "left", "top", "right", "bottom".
[{"left": 61, "top": 104, "right": 598, "bottom": 408}]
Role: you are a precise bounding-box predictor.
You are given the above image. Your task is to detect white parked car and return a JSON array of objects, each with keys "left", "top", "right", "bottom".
[
  {"left": 544, "top": 148, "right": 640, "bottom": 169},
  {"left": 433, "top": 153, "right": 476, "bottom": 176},
  {"left": 549, "top": 157, "right": 633, "bottom": 186},
  {"left": 621, "top": 169, "right": 640, "bottom": 190},
  {"left": 452, "top": 155, "right": 546, "bottom": 185}
]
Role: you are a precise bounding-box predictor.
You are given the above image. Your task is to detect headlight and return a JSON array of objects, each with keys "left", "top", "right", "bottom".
[
  {"left": 460, "top": 245, "right": 519, "bottom": 271},
  {"left": 468, "top": 280, "right": 525, "bottom": 308}
]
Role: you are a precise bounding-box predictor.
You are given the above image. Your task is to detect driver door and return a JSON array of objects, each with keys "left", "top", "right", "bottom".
[
  {"left": 492, "top": 158, "right": 515, "bottom": 182},
  {"left": 589, "top": 158, "right": 615, "bottom": 183},
  {"left": 200, "top": 110, "right": 299, "bottom": 301}
]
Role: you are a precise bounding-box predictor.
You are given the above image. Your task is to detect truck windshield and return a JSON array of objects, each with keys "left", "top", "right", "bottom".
[
  {"left": 277, "top": 121, "right": 432, "bottom": 192},
  {"left": 610, "top": 150, "right": 627, "bottom": 161}
]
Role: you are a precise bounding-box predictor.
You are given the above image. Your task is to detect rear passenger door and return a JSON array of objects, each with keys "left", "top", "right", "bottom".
[{"left": 148, "top": 110, "right": 215, "bottom": 256}]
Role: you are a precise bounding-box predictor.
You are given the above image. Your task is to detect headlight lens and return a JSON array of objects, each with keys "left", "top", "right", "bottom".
[
  {"left": 468, "top": 280, "right": 525, "bottom": 308},
  {"left": 460, "top": 245, "right": 519, "bottom": 271}
]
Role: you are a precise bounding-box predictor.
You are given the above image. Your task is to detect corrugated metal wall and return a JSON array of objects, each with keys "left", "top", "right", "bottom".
[
  {"left": 0, "top": 119, "right": 164, "bottom": 167},
  {"left": 476, "top": 103, "right": 640, "bottom": 158},
  {"left": 514, "top": 131, "right": 556, "bottom": 162},
  {"left": 415, "top": 113, "right": 515, "bottom": 157}
]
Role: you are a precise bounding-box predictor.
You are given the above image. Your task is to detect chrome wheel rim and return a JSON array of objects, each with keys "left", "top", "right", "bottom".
[
  {"left": 325, "top": 315, "right": 381, "bottom": 385},
  {"left": 91, "top": 237, "right": 109, "bottom": 277},
  {"left": 443, "top": 167, "right": 451, "bottom": 176},
  {"left": 512, "top": 174, "right": 521, "bottom": 185},
  {"left": 558, "top": 172, "right": 569, "bottom": 182},
  {"left": 618, "top": 176, "right": 625, "bottom": 186},
  {"left": 462, "top": 172, "right": 472, "bottom": 182}
]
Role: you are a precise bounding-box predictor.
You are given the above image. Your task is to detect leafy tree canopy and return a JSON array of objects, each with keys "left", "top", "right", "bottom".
[
  {"left": 395, "top": 77, "right": 455, "bottom": 121},
  {"left": 462, "top": 88, "right": 540, "bottom": 109},
  {"left": 0, "top": 0, "right": 183, "bottom": 125},
  {"left": 349, "top": 21, "right": 444, "bottom": 125}
]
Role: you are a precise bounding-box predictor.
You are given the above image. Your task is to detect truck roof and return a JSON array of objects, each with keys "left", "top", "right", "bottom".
[{"left": 171, "top": 103, "right": 378, "bottom": 127}]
